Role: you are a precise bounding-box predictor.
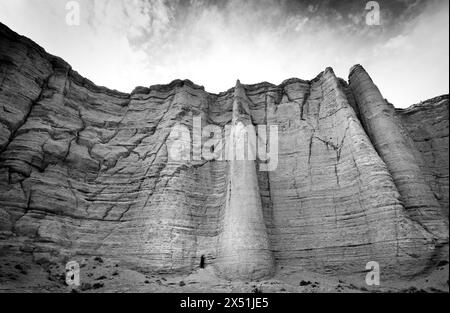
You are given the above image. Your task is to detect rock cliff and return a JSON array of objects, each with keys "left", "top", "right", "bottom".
[{"left": 0, "top": 22, "right": 448, "bottom": 285}]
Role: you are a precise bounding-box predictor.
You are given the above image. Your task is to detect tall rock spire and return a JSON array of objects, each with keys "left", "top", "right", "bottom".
[
  {"left": 215, "top": 80, "right": 274, "bottom": 280},
  {"left": 349, "top": 65, "right": 449, "bottom": 241}
]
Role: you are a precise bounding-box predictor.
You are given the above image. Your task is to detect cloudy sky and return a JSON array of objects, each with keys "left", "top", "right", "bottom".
[{"left": 0, "top": 0, "right": 448, "bottom": 107}]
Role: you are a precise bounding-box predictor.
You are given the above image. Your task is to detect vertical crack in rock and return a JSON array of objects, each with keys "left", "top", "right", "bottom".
[{"left": 300, "top": 81, "right": 311, "bottom": 121}]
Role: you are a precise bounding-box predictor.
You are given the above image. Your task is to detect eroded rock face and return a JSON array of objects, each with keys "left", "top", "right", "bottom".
[
  {"left": 349, "top": 66, "right": 448, "bottom": 240},
  {"left": 395, "top": 95, "right": 449, "bottom": 220},
  {"left": 0, "top": 22, "right": 448, "bottom": 281}
]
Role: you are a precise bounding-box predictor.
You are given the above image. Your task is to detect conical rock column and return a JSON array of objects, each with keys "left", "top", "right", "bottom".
[
  {"left": 215, "top": 80, "right": 275, "bottom": 280},
  {"left": 349, "top": 65, "right": 449, "bottom": 241}
]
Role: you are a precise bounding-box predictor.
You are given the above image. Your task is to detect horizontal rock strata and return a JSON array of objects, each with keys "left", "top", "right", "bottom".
[{"left": 0, "top": 22, "right": 448, "bottom": 280}]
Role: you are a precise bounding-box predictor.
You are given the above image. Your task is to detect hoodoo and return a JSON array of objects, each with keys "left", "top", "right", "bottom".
[
  {"left": 215, "top": 80, "right": 274, "bottom": 280},
  {"left": 349, "top": 65, "right": 449, "bottom": 241}
]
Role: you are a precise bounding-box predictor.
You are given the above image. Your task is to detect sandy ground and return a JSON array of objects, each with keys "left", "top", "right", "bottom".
[{"left": 0, "top": 252, "right": 448, "bottom": 293}]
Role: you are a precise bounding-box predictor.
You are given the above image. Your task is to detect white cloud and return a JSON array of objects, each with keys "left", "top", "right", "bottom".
[{"left": 0, "top": 0, "right": 448, "bottom": 107}]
